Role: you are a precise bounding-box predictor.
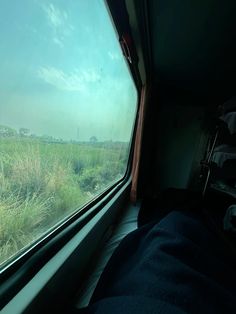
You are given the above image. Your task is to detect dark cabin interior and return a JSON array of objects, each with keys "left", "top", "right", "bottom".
[
  {"left": 139, "top": 0, "right": 236, "bottom": 193},
  {"left": 1, "top": 0, "right": 236, "bottom": 313}
]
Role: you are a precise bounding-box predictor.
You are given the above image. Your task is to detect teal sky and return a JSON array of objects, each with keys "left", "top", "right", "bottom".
[{"left": 0, "top": 0, "right": 137, "bottom": 141}]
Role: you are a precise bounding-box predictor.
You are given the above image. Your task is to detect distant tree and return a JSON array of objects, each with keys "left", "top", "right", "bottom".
[
  {"left": 90, "top": 136, "right": 98, "bottom": 143},
  {"left": 19, "top": 128, "right": 30, "bottom": 137},
  {"left": 0, "top": 125, "right": 17, "bottom": 137}
]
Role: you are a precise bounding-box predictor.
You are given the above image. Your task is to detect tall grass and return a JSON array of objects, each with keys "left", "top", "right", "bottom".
[{"left": 0, "top": 138, "right": 128, "bottom": 266}]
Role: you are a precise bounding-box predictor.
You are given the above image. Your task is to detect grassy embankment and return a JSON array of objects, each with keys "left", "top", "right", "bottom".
[{"left": 0, "top": 137, "right": 128, "bottom": 265}]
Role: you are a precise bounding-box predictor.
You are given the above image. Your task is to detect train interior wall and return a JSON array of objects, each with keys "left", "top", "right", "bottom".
[{"left": 139, "top": 91, "right": 209, "bottom": 198}]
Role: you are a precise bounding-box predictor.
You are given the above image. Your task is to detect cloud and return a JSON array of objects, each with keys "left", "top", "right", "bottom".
[
  {"left": 81, "top": 69, "right": 101, "bottom": 82},
  {"left": 108, "top": 51, "right": 121, "bottom": 61},
  {"left": 43, "top": 3, "right": 66, "bottom": 28},
  {"left": 41, "top": 3, "right": 73, "bottom": 47},
  {"left": 53, "top": 37, "right": 64, "bottom": 48},
  {"left": 38, "top": 67, "right": 101, "bottom": 91}
]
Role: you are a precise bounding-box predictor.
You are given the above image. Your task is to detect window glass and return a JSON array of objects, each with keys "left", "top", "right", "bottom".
[{"left": 0, "top": 0, "right": 137, "bottom": 267}]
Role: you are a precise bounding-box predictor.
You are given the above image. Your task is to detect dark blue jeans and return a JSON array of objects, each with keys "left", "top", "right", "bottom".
[{"left": 77, "top": 210, "right": 236, "bottom": 313}]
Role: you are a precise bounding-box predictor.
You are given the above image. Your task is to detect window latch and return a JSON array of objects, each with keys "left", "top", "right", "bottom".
[{"left": 120, "top": 34, "right": 132, "bottom": 64}]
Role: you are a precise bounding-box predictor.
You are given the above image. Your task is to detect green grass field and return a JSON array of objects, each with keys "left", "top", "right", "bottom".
[{"left": 0, "top": 137, "right": 129, "bottom": 266}]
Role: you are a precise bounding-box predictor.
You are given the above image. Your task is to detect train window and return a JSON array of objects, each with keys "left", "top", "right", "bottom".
[{"left": 0, "top": 1, "right": 137, "bottom": 268}]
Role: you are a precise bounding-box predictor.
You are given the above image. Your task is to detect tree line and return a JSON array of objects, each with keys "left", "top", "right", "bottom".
[{"left": 0, "top": 125, "right": 30, "bottom": 137}]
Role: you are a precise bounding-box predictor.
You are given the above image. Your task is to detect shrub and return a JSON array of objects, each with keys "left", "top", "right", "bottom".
[
  {"left": 79, "top": 167, "right": 103, "bottom": 193},
  {"left": 72, "top": 158, "right": 85, "bottom": 175}
]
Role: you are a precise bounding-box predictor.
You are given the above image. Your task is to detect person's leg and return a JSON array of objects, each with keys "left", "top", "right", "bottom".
[{"left": 72, "top": 210, "right": 236, "bottom": 314}]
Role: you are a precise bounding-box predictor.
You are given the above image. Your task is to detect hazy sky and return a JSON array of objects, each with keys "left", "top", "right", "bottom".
[{"left": 0, "top": 0, "right": 137, "bottom": 141}]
